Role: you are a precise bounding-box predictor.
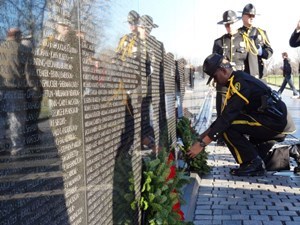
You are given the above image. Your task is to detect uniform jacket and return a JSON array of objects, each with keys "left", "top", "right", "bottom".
[
  {"left": 238, "top": 26, "right": 273, "bottom": 78},
  {"left": 207, "top": 70, "right": 295, "bottom": 140},
  {"left": 0, "top": 39, "right": 31, "bottom": 89},
  {"left": 213, "top": 31, "right": 248, "bottom": 98},
  {"left": 115, "top": 32, "right": 140, "bottom": 61},
  {"left": 289, "top": 30, "right": 300, "bottom": 48},
  {"left": 212, "top": 32, "right": 247, "bottom": 70}
]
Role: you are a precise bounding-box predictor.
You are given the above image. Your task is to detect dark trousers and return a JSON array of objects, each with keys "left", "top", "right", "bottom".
[
  {"left": 0, "top": 89, "right": 26, "bottom": 150},
  {"left": 216, "top": 85, "right": 227, "bottom": 144},
  {"left": 222, "top": 114, "right": 286, "bottom": 165},
  {"left": 278, "top": 75, "right": 299, "bottom": 96}
]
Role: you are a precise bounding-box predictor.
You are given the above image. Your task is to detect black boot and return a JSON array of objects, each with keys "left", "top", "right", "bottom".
[
  {"left": 294, "top": 167, "right": 300, "bottom": 175},
  {"left": 230, "top": 156, "right": 266, "bottom": 176},
  {"left": 289, "top": 144, "right": 300, "bottom": 175}
]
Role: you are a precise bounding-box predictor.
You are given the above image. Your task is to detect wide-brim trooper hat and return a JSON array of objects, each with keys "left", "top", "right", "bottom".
[
  {"left": 203, "top": 53, "right": 224, "bottom": 85},
  {"left": 241, "top": 3, "right": 260, "bottom": 16},
  {"left": 217, "top": 10, "right": 241, "bottom": 25},
  {"left": 127, "top": 10, "right": 140, "bottom": 25},
  {"left": 138, "top": 15, "right": 158, "bottom": 28}
]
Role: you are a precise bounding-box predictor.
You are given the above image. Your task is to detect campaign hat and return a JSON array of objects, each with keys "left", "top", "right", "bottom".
[
  {"left": 138, "top": 15, "right": 158, "bottom": 28},
  {"left": 242, "top": 3, "right": 259, "bottom": 16},
  {"left": 217, "top": 10, "right": 241, "bottom": 25}
]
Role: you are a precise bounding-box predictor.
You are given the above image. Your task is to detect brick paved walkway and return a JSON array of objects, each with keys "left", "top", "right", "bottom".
[{"left": 193, "top": 144, "right": 300, "bottom": 225}]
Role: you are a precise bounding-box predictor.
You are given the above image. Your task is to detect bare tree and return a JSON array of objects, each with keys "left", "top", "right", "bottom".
[{"left": 0, "top": 0, "right": 48, "bottom": 45}]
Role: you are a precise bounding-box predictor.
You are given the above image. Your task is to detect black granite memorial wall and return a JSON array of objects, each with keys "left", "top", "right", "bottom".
[{"left": 0, "top": 1, "right": 190, "bottom": 224}]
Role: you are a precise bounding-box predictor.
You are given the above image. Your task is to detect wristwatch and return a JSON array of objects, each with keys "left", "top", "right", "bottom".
[{"left": 197, "top": 139, "right": 207, "bottom": 147}]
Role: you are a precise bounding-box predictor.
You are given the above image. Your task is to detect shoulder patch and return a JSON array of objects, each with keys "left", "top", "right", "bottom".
[{"left": 234, "top": 82, "right": 241, "bottom": 91}]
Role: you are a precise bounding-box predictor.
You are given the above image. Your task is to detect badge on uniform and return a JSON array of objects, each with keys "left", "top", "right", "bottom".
[
  {"left": 234, "top": 82, "right": 241, "bottom": 91},
  {"left": 239, "top": 41, "right": 245, "bottom": 48},
  {"left": 257, "top": 35, "right": 262, "bottom": 42}
]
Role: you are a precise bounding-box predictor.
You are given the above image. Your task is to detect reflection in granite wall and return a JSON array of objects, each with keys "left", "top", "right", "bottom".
[
  {"left": 0, "top": 1, "right": 190, "bottom": 225},
  {"left": 164, "top": 53, "right": 177, "bottom": 145},
  {"left": 175, "top": 58, "right": 187, "bottom": 119},
  {"left": 177, "top": 58, "right": 187, "bottom": 106}
]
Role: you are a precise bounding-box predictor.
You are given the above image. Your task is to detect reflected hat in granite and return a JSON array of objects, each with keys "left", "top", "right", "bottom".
[
  {"left": 127, "top": 10, "right": 140, "bottom": 25},
  {"left": 138, "top": 15, "right": 158, "bottom": 28},
  {"left": 203, "top": 53, "right": 224, "bottom": 85},
  {"left": 217, "top": 10, "right": 241, "bottom": 25}
]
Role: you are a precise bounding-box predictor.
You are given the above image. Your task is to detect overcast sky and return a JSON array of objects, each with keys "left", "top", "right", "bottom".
[{"left": 135, "top": 0, "right": 300, "bottom": 66}]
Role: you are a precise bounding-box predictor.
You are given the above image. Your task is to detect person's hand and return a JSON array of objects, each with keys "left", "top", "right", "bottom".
[
  {"left": 257, "top": 44, "right": 263, "bottom": 56},
  {"left": 187, "top": 142, "right": 204, "bottom": 158}
]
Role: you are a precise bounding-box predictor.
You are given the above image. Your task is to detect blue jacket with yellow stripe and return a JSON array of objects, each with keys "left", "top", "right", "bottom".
[{"left": 207, "top": 70, "right": 295, "bottom": 141}]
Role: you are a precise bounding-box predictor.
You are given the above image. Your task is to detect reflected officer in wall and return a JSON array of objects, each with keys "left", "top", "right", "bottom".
[
  {"left": 42, "top": 19, "right": 77, "bottom": 49},
  {"left": 22, "top": 34, "right": 44, "bottom": 146},
  {"left": 138, "top": 14, "right": 160, "bottom": 152},
  {"left": 238, "top": 3, "right": 273, "bottom": 79},
  {"left": 42, "top": 18, "right": 80, "bottom": 74},
  {"left": 115, "top": 10, "right": 141, "bottom": 61},
  {"left": 115, "top": 10, "right": 143, "bottom": 105},
  {"left": 138, "top": 14, "right": 159, "bottom": 79},
  {"left": 0, "top": 28, "right": 32, "bottom": 155}
]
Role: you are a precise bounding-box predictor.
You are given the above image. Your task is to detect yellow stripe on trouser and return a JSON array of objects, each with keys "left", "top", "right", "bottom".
[
  {"left": 232, "top": 120, "right": 262, "bottom": 126},
  {"left": 223, "top": 132, "right": 243, "bottom": 164},
  {"left": 223, "top": 119, "right": 263, "bottom": 164}
]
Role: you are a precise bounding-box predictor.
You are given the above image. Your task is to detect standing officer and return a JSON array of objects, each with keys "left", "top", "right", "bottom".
[
  {"left": 187, "top": 53, "right": 296, "bottom": 176},
  {"left": 289, "top": 19, "right": 300, "bottom": 48},
  {"left": 212, "top": 10, "right": 247, "bottom": 146},
  {"left": 238, "top": 3, "right": 273, "bottom": 79}
]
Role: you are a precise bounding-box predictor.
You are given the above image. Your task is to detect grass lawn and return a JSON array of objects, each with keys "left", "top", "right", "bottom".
[{"left": 265, "top": 74, "right": 300, "bottom": 91}]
